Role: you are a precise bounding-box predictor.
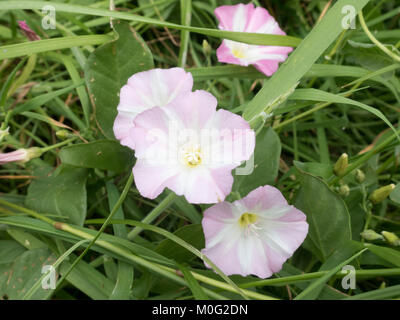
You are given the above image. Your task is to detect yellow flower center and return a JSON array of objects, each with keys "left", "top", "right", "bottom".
[
  {"left": 238, "top": 212, "right": 258, "bottom": 228},
  {"left": 232, "top": 47, "right": 247, "bottom": 59},
  {"left": 181, "top": 144, "right": 202, "bottom": 168}
]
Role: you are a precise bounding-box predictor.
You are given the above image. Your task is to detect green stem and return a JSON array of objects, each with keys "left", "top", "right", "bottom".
[
  {"left": 0, "top": 198, "right": 273, "bottom": 300},
  {"left": 358, "top": 11, "right": 400, "bottom": 63},
  {"left": 0, "top": 199, "right": 55, "bottom": 224},
  {"left": 40, "top": 137, "right": 77, "bottom": 153},
  {"left": 177, "top": 0, "right": 191, "bottom": 68},
  {"left": 127, "top": 192, "right": 177, "bottom": 240},
  {"left": 241, "top": 268, "right": 400, "bottom": 288},
  {"left": 54, "top": 172, "right": 134, "bottom": 289},
  {"left": 330, "top": 128, "right": 400, "bottom": 185}
]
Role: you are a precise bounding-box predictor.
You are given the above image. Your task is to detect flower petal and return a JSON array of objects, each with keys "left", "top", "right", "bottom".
[
  {"left": 201, "top": 185, "right": 309, "bottom": 278},
  {"left": 166, "top": 90, "right": 217, "bottom": 130},
  {"left": 113, "top": 113, "right": 136, "bottom": 149},
  {"left": 132, "top": 159, "right": 180, "bottom": 199},
  {"left": 214, "top": 4, "right": 255, "bottom": 32},
  {"left": 214, "top": 3, "right": 292, "bottom": 77},
  {"left": 113, "top": 68, "right": 193, "bottom": 147}
]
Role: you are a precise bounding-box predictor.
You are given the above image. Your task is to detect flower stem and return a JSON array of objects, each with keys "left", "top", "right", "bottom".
[
  {"left": 329, "top": 127, "right": 400, "bottom": 185},
  {"left": 358, "top": 10, "right": 400, "bottom": 63},
  {"left": 54, "top": 172, "right": 134, "bottom": 289},
  {"left": 127, "top": 191, "right": 178, "bottom": 240},
  {"left": 40, "top": 137, "right": 77, "bottom": 152},
  {"left": 241, "top": 268, "right": 400, "bottom": 288}
]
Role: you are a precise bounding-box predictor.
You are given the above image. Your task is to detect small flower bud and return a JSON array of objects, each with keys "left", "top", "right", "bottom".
[
  {"left": 202, "top": 39, "right": 211, "bottom": 57},
  {"left": 18, "top": 20, "right": 41, "bottom": 41},
  {"left": 56, "top": 130, "right": 72, "bottom": 140},
  {"left": 0, "top": 126, "right": 10, "bottom": 142},
  {"left": 339, "top": 184, "right": 350, "bottom": 197},
  {"left": 333, "top": 153, "right": 348, "bottom": 177},
  {"left": 360, "top": 229, "right": 383, "bottom": 241},
  {"left": 381, "top": 231, "right": 400, "bottom": 246},
  {"left": 369, "top": 184, "right": 395, "bottom": 204},
  {"left": 355, "top": 169, "right": 365, "bottom": 183}
]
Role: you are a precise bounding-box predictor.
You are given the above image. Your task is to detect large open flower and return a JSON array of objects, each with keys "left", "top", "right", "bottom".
[
  {"left": 215, "top": 3, "right": 293, "bottom": 76},
  {"left": 130, "top": 90, "right": 255, "bottom": 204},
  {"left": 201, "top": 186, "right": 308, "bottom": 278},
  {"left": 113, "top": 68, "right": 193, "bottom": 149}
]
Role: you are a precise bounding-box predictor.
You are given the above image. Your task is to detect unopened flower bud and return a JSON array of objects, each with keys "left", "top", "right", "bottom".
[
  {"left": 381, "top": 231, "right": 400, "bottom": 246},
  {"left": 333, "top": 153, "right": 348, "bottom": 177},
  {"left": 360, "top": 229, "right": 383, "bottom": 241},
  {"left": 202, "top": 39, "right": 211, "bottom": 57},
  {"left": 56, "top": 130, "right": 72, "bottom": 140},
  {"left": 355, "top": 169, "right": 365, "bottom": 183},
  {"left": 369, "top": 184, "right": 395, "bottom": 204},
  {"left": 0, "top": 126, "right": 9, "bottom": 142},
  {"left": 339, "top": 184, "right": 350, "bottom": 197},
  {"left": 18, "top": 20, "right": 41, "bottom": 41}
]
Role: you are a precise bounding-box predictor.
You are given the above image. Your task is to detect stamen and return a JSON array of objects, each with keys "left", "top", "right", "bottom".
[
  {"left": 238, "top": 212, "right": 258, "bottom": 227},
  {"left": 239, "top": 212, "right": 261, "bottom": 238},
  {"left": 180, "top": 144, "right": 202, "bottom": 168}
]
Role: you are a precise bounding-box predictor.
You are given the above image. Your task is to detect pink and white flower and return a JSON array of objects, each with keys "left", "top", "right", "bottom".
[
  {"left": 18, "top": 20, "right": 41, "bottom": 41},
  {"left": 201, "top": 186, "right": 309, "bottom": 278},
  {"left": 215, "top": 3, "right": 293, "bottom": 76},
  {"left": 0, "top": 148, "right": 42, "bottom": 165},
  {"left": 130, "top": 90, "right": 255, "bottom": 204},
  {"left": 113, "top": 68, "right": 193, "bottom": 149}
]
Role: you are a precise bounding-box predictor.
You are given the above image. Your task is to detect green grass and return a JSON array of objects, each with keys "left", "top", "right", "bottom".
[{"left": 0, "top": 0, "right": 400, "bottom": 300}]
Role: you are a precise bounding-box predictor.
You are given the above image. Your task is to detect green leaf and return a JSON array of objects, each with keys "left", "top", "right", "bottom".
[
  {"left": 85, "top": 21, "right": 154, "bottom": 138},
  {"left": 289, "top": 88, "right": 400, "bottom": 141},
  {"left": 60, "top": 255, "right": 115, "bottom": 300},
  {"left": 294, "top": 170, "right": 352, "bottom": 262},
  {"left": 243, "top": 0, "right": 371, "bottom": 123},
  {"left": 6, "top": 228, "right": 48, "bottom": 250},
  {"left": 0, "top": 248, "right": 57, "bottom": 300},
  {"left": 106, "top": 182, "right": 134, "bottom": 300},
  {"left": 293, "top": 161, "right": 333, "bottom": 180},
  {"left": 156, "top": 224, "right": 205, "bottom": 263},
  {"left": 59, "top": 140, "right": 134, "bottom": 173},
  {"left": 177, "top": 263, "right": 208, "bottom": 300},
  {"left": 1, "top": 1, "right": 301, "bottom": 47},
  {"left": 294, "top": 249, "right": 367, "bottom": 300},
  {"left": 366, "top": 244, "right": 400, "bottom": 267},
  {"left": 345, "top": 284, "right": 400, "bottom": 300},
  {"left": 25, "top": 166, "right": 88, "bottom": 226},
  {"left": 0, "top": 35, "right": 112, "bottom": 60},
  {"left": 232, "top": 127, "right": 281, "bottom": 197},
  {"left": 0, "top": 240, "right": 26, "bottom": 264},
  {"left": 390, "top": 183, "right": 400, "bottom": 204},
  {"left": 23, "top": 239, "right": 90, "bottom": 300}
]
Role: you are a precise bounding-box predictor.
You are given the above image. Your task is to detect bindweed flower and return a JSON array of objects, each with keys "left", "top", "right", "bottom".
[
  {"left": 130, "top": 90, "right": 255, "bottom": 204},
  {"left": 0, "top": 147, "right": 42, "bottom": 165},
  {"left": 18, "top": 21, "right": 41, "bottom": 41},
  {"left": 113, "top": 68, "right": 193, "bottom": 149},
  {"left": 201, "top": 186, "right": 309, "bottom": 278},
  {"left": 214, "top": 3, "right": 293, "bottom": 76}
]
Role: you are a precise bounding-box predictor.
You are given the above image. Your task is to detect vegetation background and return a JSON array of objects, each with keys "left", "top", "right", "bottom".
[{"left": 0, "top": 0, "right": 400, "bottom": 300}]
